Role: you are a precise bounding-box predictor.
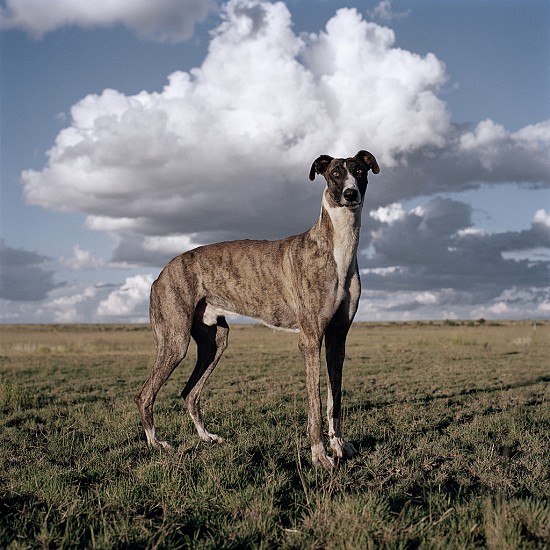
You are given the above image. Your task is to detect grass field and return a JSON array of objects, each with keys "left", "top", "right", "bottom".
[{"left": 0, "top": 321, "right": 548, "bottom": 549}]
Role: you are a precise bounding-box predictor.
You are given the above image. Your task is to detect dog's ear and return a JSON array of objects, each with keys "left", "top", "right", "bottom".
[
  {"left": 355, "top": 150, "right": 380, "bottom": 174},
  {"left": 309, "top": 155, "right": 334, "bottom": 181}
]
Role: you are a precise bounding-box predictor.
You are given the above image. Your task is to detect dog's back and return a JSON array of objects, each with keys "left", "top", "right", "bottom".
[{"left": 151, "top": 228, "right": 338, "bottom": 332}]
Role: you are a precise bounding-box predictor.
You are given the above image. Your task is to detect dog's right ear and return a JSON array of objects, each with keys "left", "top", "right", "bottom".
[
  {"left": 309, "top": 155, "right": 334, "bottom": 181},
  {"left": 355, "top": 150, "right": 380, "bottom": 174}
]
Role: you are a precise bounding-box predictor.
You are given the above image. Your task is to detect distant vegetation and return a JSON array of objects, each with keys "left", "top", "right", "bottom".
[{"left": 1, "top": 322, "right": 548, "bottom": 548}]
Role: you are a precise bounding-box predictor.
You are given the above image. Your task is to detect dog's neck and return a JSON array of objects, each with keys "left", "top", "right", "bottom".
[
  {"left": 316, "top": 188, "right": 362, "bottom": 238},
  {"left": 311, "top": 188, "right": 362, "bottom": 284}
]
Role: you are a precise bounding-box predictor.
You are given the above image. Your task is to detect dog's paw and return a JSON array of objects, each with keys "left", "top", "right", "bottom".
[
  {"left": 199, "top": 431, "right": 225, "bottom": 445},
  {"left": 145, "top": 427, "right": 173, "bottom": 450},
  {"left": 330, "top": 437, "right": 358, "bottom": 459},
  {"left": 148, "top": 438, "right": 173, "bottom": 450},
  {"left": 311, "top": 444, "right": 336, "bottom": 470},
  {"left": 312, "top": 453, "right": 336, "bottom": 470}
]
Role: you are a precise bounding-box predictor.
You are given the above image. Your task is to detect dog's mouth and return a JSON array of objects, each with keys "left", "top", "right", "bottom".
[{"left": 342, "top": 200, "right": 361, "bottom": 209}]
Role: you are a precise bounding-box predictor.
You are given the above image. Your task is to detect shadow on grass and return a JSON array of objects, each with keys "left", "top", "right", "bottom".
[{"left": 352, "top": 374, "right": 550, "bottom": 413}]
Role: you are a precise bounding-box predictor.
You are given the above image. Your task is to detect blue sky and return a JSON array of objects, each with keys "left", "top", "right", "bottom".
[{"left": 1, "top": 0, "right": 549, "bottom": 322}]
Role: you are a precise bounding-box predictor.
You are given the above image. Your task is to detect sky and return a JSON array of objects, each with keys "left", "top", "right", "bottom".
[{"left": 0, "top": 0, "right": 549, "bottom": 323}]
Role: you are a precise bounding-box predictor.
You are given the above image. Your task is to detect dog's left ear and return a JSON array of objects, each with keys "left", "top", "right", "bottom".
[
  {"left": 355, "top": 150, "right": 380, "bottom": 174},
  {"left": 309, "top": 155, "right": 334, "bottom": 181}
]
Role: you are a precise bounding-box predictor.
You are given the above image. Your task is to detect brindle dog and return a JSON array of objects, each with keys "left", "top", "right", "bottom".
[{"left": 135, "top": 150, "right": 379, "bottom": 469}]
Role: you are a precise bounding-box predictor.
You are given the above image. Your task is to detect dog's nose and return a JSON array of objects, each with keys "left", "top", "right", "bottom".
[{"left": 343, "top": 188, "right": 359, "bottom": 202}]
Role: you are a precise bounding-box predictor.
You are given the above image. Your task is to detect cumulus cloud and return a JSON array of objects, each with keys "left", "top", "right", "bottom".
[
  {"left": 60, "top": 244, "right": 106, "bottom": 270},
  {"left": 459, "top": 119, "right": 550, "bottom": 172},
  {"left": 368, "top": 0, "right": 410, "bottom": 22},
  {"left": 22, "top": 0, "right": 456, "bottom": 265},
  {"left": 358, "top": 286, "right": 550, "bottom": 321},
  {"left": 10, "top": 0, "right": 550, "bottom": 321},
  {"left": 0, "top": 240, "right": 64, "bottom": 301},
  {"left": 0, "top": 0, "right": 216, "bottom": 42},
  {"left": 47, "top": 286, "right": 99, "bottom": 322},
  {"left": 97, "top": 273, "right": 154, "bottom": 319},
  {"left": 360, "top": 202, "right": 550, "bottom": 319},
  {"left": 21, "top": 0, "right": 550, "bottom": 270}
]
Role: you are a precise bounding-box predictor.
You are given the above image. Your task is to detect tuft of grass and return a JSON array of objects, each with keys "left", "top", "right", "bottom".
[
  {"left": 0, "top": 321, "right": 549, "bottom": 548},
  {"left": 0, "top": 376, "right": 34, "bottom": 412}
]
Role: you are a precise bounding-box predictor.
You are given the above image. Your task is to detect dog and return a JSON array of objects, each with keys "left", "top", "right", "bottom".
[{"left": 135, "top": 150, "right": 379, "bottom": 469}]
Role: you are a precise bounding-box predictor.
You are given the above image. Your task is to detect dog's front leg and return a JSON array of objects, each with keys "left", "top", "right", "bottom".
[
  {"left": 324, "top": 275, "right": 360, "bottom": 461},
  {"left": 299, "top": 332, "right": 335, "bottom": 469},
  {"left": 325, "top": 321, "right": 358, "bottom": 460}
]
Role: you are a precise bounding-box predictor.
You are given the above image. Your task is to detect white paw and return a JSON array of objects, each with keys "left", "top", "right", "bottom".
[
  {"left": 199, "top": 431, "right": 225, "bottom": 444},
  {"left": 149, "top": 439, "right": 173, "bottom": 450},
  {"left": 311, "top": 444, "right": 336, "bottom": 469},
  {"left": 330, "top": 437, "right": 358, "bottom": 459},
  {"left": 145, "top": 427, "right": 173, "bottom": 450}
]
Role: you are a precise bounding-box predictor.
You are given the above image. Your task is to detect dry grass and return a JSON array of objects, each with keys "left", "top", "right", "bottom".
[{"left": 0, "top": 321, "right": 548, "bottom": 548}]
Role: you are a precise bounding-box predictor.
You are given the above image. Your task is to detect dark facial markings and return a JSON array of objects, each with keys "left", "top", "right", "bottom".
[
  {"left": 325, "top": 158, "right": 369, "bottom": 207},
  {"left": 326, "top": 162, "right": 345, "bottom": 204},
  {"left": 345, "top": 158, "right": 369, "bottom": 198}
]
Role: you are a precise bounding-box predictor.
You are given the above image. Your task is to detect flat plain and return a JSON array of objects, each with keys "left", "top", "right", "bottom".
[{"left": 0, "top": 321, "right": 548, "bottom": 549}]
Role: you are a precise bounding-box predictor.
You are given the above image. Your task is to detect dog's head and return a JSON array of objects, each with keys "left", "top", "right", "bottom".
[{"left": 309, "top": 150, "right": 379, "bottom": 209}]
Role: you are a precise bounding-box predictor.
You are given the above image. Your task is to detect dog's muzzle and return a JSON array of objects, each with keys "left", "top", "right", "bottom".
[
  {"left": 343, "top": 188, "right": 359, "bottom": 202},
  {"left": 342, "top": 187, "right": 361, "bottom": 208}
]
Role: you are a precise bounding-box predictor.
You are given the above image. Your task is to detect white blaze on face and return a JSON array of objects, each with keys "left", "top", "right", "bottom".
[{"left": 341, "top": 161, "right": 360, "bottom": 205}]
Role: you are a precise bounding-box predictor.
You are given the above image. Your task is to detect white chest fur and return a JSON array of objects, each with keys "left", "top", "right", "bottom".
[{"left": 322, "top": 193, "right": 361, "bottom": 290}]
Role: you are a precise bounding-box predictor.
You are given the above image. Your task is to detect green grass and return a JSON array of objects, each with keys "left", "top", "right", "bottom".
[{"left": 0, "top": 322, "right": 548, "bottom": 549}]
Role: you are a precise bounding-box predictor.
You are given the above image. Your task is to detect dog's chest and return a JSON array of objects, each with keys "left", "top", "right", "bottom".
[{"left": 323, "top": 199, "right": 360, "bottom": 290}]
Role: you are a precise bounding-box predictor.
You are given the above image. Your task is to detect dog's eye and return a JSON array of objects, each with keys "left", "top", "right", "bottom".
[
  {"left": 355, "top": 169, "right": 363, "bottom": 176},
  {"left": 331, "top": 170, "right": 340, "bottom": 178}
]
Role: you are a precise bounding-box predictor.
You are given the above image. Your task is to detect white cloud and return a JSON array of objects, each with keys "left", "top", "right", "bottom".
[
  {"left": 370, "top": 203, "right": 406, "bottom": 224},
  {"left": 456, "top": 227, "right": 486, "bottom": 237},
  {"left": 460, "top": 119, "right": 508, "bottom": 151},
  {"left": 502, "top": 247, "right": 550, "bottom": 262},
  {"left": 358, "top": 284, "right": 550, "bottom": 322},
  {"left": 0, "top": 280, "right": 108, "bottom": 323},
  {"left": 143, "top": 235, "right": 200, "bottom": 256},
  {"left": 415, "top": 291, "right": 438, "bottom": 305},
  {"left": 459, "top": 119, "right": 510, "bottom": 169},
  {"left": 22, "top": 0, "right": 453, "bottom": 264},
  {"left": 85, "top": 216, "right": 141, "bottom": 232},
  {"left": 470, "top": 286, "right": 550, "bottom": 320},
  {"left": 302, "top": 7, "right": 449, "bottom": 164},
  {"left": 0, "top": 0, "right": 216, "bottom": 42},
  {"left": 513, "top": 120, "right": 550, "bottom": 148},
  {"left": 48, "top": 286, "right": 98, "bottom": 322},
  {"left": 533, "top": 209, "right": 550, "bottom": 229},
  {"left": 60, "top": 244, "right": 106, "bottom": 270},
  {"left": 360, "top": 266, "right": 402, "bottom": 276},
  {"left": 362, "top": 198, "right": 550, "bottom": 317},
  {"left": 97, "top": 273, "right": 154, "bottom": 319},
  {"left": 368, "top": 0, "right": 410, "bottom": 22},
  {"left": 487, "top": 302, "right": 509, "bottom": 315},
  {"left": 357, "top": 288, "right": 462, "bottom": 321},
  {"left": 459, "top": 118, "right": 550, "bottom": 172},
  {"left": 8, "top": 0, "right": 550, "bottom": 322},
  {"left": 22, "top": 0, "right": 549, "bottom": 268}
]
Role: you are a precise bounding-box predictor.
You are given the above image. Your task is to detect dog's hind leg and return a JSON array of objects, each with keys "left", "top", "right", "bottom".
[
  {"left": 182, "top": 317, "right": 229, "bottom": 444},
  {"left": 135, "top": 333, "right": 191, "bottom": 449},
  {"left": 135, "top": 276, "right": 193, "bottom": 449}
]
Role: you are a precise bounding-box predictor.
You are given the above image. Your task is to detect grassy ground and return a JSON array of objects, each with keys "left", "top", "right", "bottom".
[{"left": 0, "top": 321, "right": 548, "bottom": 549}]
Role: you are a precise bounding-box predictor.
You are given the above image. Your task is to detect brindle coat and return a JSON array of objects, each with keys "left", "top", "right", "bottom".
[{"left": 135, "top": 150, "right": 380, "bottom": 469}]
